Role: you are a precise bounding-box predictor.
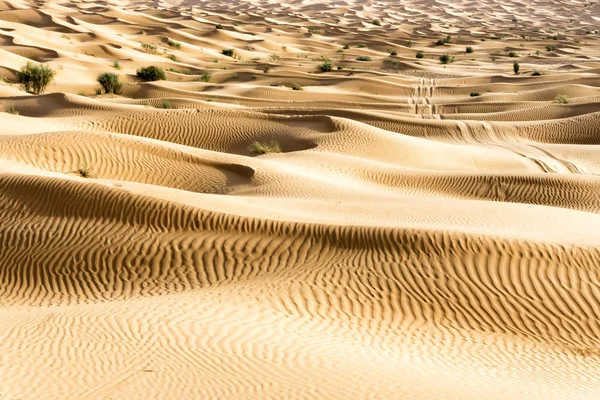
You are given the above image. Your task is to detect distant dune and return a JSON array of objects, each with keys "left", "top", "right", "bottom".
[{"left": 1, "top": 0, "right": 600, "bottom": 398}]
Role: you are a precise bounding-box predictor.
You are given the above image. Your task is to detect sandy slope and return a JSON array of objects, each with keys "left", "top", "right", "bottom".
[{"left": 1, "top": 0, "right": 600, "bottom": 398}]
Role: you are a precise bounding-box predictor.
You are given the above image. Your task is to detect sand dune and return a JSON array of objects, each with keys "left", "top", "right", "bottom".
[{"left": 1, "top": 0, "right": 600, "bottom": 398}]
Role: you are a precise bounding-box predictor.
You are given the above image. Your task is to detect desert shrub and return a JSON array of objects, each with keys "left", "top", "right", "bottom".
[
  {"left": 141, "top": 43, "right": 157, "bottom": 53},
  {"left": 555, "top": 94, "right": 568, "bottom": 104},
  {"left": 405, "top": 40, "right": 413, "bottom": 48},
  {"left": 215, "top": 24, "right": 224, "bottom": 29},
  {"left": 249, "top": 141, "right": 281, "bottom": 155},
  {"left": 136, "top": 65, "right": 166, "bottom": 81},
  {"left": 222, "top": 48, "right": 235, "bottom": 57},
  {"left": 6, "top": 107, "right": 19, "bottom": 115},
  {"left": 470, "top": 92, "right": 480, "bottom": 97},
  {"left": 200, "top": 72, "right": 211, "bottom": 82},
  {"left": 18, "top": 62, "right": 56, "bottom": 94},
  {"left": 337, "top": 65, "right": 344, "bottom": 70},
  {"left": 513, "top": 61, "right": 520, "bottom": 74},
  {"left": 546, "top": 45, "right": 555, "bottom": 51},
  {"left": 356, "top": 56, "right": 371, "bottom": 61},
  {"left": 160, "top": 99, "right": 173, "bottom": 109},
  {"left": 269, "top": 54, "right": 281, "bottom": 62},
  {"left": 76, "top": 165, "right": 93, "bottom": 178},
  {"left": 357, "top": 43, "right": 367, "bottom": 48},
  {"left": 342, "top": 44, "right": 350, "bottom": 49},
  {"left": 167, "top": 54, "right": 177, "bottom": 62},
  {"left": 392, "top": 61, "right": 400, "bottom": 71},
  {"left": 532, "top": 70, "right": 542, "bottom": 76},
  {"left": 389, "top": 49, "right": 397, "bottom": 56},
  {"left": 318, "top": 58, "right": 332, "bottom": 72},
  {"left": 167, "top": 39, "right": 181, "bottom": 49},
  {"left": 371, "top": 19, "right": 381, "bottom": 26},
  {"left": 307, "top": 27, "right": 320, "bottom": 35},
  {"left": 97, "top": 72, "right": 122, "bottom": 94},
  {"left": 112, "top": 60, "right": 121, "bottom": 70},
  {"left": 466, "top": 46, "right": 474, "bottom": 53},
  {"left": 436, "top": 35, "right": 452, "bottom": 46},
  {"left": 416, "top": 51, "right": 424, "bottom": 59},
  {"left": 508, "top": 51, "right": 518, "bottom": 57},
  {"left": 439, "top": 54, "right": 454, "bottom": 64},
  {"left": 263, "top": 66, "right": 270, "bottom": 73}
]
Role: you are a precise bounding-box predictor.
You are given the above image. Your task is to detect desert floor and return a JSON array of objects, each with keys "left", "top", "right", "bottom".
[{"left": 1, "top": 0, "right": 600, "bottom": 398}]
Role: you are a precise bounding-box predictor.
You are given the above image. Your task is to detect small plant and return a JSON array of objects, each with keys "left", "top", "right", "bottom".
[
  {"left": 532, "top": 70, "right": 542, "bottom": 76},
  {"left": 112, "top": 60, "right": 121, "bottom": 69},
  {"left": 318, "top": 58, "right": 332, "bottom": 72},
  {"left": 6, "top": 107, "right": 19, "bottom": 115},
  {"left": 392, "top": 61, "right": 400, "bottom": 72},
  {"left": 95, "top": 87, "right": 102, "bottom": 95},
  {"left": 546, "top": 45, "right": 555, "bottom": 51},
  {"left": 436, "top": 35, "right": 452, "bottom": 46},
  {"left": 18, "top": 62, "right": 56, "bottom": 94},
  {"left": 97, "top": 72, "right": 122, "bottom": 94},
  {"left": 356, "top": 56, "right": 371, "bottom": 61},
  {"left": 215, "top": 24, "right": 224, "bottom": 30},
  {"left": 536, "top": 50, "right": 540, "bottom": 55},
  {"left": 160, "top": 99, "right": 173, "bottom": 109},
  {"left": 342, "top": 44, "right": 350, "bottom": 49},
  {"left": 290, "top": 83, "right": 302, "bottom": 90},
  {"left": 200, "top": 72, "right": 211, "bottom": 82},
  {"left": 307, "top": 27, "right": 320, "bottom": 35},
  {"left": 555, "top": 94, "right": 568, "bottom": 104},
  {"left": 466, "top": 46, "right": 474, "bottom": 53},
  {"left": 470, "top": 92, "right": 480, "bottom": 97},
  {"left": 167, "top": 54, "right": 177, "bottom": 62},
  {"left": 405, "top": 40, "right": 413, "bottom": 48},
  {"left": 357, "top": 43, "right": 367, "bottom": 48},
  {"left": 439, "top": 54, "right": 454, "bottom": 64},
  {"left": 269, "top": 54, "right": 281, "bottom": 62},
  {"left": 76, "top": 165, "right": 93, "bottom": 178},
  {"left": 222, "top": 48, "right": 235, "bottom": 57},
  {"left": 337, "top": 65, "right": 344, "bottom": 70},
  {"left": 508, "top": 51, "right": 518, "bottom": 57},
  {"left": 416, "top": 51, "right": 424, "bottom": 59},
  {"left": 513, "top": 61, "right": 520, "bottom": 74},
  {"left": 249, "top": 141, "right": 281, "bottom": 155},
  {"left": 389, "top": 49, "right": 397, "bottom": 56},
  {"left": 136, "top": 65, "right": 166, "bottom": 81},
  {"left": 371, "top": 19, "right": 381, "bottom": 26},
  {"left": 141, "top": 43, "right": 157, "bottom": 53},
  {"left": 167, "top": 39, "right": 181, "bottom": 49}
]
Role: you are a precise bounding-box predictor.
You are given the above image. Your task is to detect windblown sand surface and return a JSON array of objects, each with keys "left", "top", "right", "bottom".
[{"left": 1, "top": 0, "right": 600, "bottom": 398}]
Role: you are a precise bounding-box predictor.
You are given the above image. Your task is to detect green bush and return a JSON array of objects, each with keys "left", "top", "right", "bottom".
[
  {"left": 466, "top": 46, "right": 474, "bottom": 53},
  {"left": 222, "top": 48, "right": 235, "bottom": 57},
  {"left": 342, "top": 44, "right": 350, "bottom": 50},
  {"left": 470, "top": 92, "right": 480, "bottom": 97},
  {"left": 112, "top": 60, "right": 121, "bottom": 70},
  {"left": 141, "top": 43, "right": 157, "bottom": 53},
  {"left": 167, "top": 39, "right": 181, "bottom": 49},
  {"left": 389, "top": 49, "right": 397, "bottom": 56},
  {"left": 249, "top": 141, "right": 281, "bottom": 155},
  {"left": 436, "top": 35, "right": 452, "bottom": 46},
  {"left": 416, "top": 51, "right": 424, "bottom": 59},
  {"left": 6, "top": 107, "right": 19, "bottom": 115},
  {"left": 215, "top": 24, "right": 224, "bottom": 30},
  {"left": 439, "top": 54, "right": 454, "bottom": 64},
  {"left": 555, "top": 94, "right": 568, "bottom": 104},
  {"left": 318, "top": 58, "right": 332, "bottom": 72},
  {"left": 357, "top": 43, "right": 367, "bottom": 48},
  {"left": 532, "top": 70, "right": 542, "bottom": 76},
  {"left": 355, "top": 56, "right": 371, "bottom": 61},
  {"left": 18, "top": 62, "right": 56, "bottom": 95},
  {"left": 200, "top": 72, "right": 211, "bottom": 82},
  {"left": 97, "top": 72, "right": 122, "bottom": 94},
  {"left": 513, "top": 61, "right": 520, "bottom": 74},
  {"left": 136, "top": 65, "right": 166, "bottom": 81},
  {"left": 371, "top": 19, "right": 381, "bottom": 26},
  {"left": 508, "top": 51, "right": 518, "bottom": 57},
  {"left": 160, "top": 99, "right": 173, "bottom": 109},
  {"left": 546, "top": 45, "right": 555, "bottom": 51}
]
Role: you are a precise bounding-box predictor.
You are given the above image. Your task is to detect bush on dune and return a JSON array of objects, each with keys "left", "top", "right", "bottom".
[{"left": 18, "top": 62, "right": 56, "bottom": 94}]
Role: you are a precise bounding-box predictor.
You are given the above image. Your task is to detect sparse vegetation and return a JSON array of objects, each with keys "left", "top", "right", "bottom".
[
  {"left": 269, "top": 54, "right": 281, "bottom": 62},
  {"left": 342, "top": 44, "right": 350, "bottom": 50},
  {"left": 6, "top": 107, "right": 19, "bottom": 115},
  {"left": 167, "top": 54, "right": 177, "bottom": 62},
  {"left": 357, "top": 43, "right": 367, "bottom": 48},
  {"left": 532, "top": 70, "right": 542, "bottom": 76},
  {"left": 18, "top": 62, "right": 56, "bottom": 94},
  {"left": 436, "top": 35, "right": 452, "bottom": 46},
  {"left": 249, "top": 141, "right": 281, "bottom": 155},
  {"left": 356, "top": 56, "right": 371, "bottom": 61},
  {"left": 167, "top": 39, "right": 181, "bottom": 49},
  {"left": 318, "top": 58, "right": 333, "bottom": 72},
  {"left": 508, "top": 51, "right": 518, "bottom": 57},
  {"left": 416, "top": 51, "right": 424, "bottom": 59},
  {"left": 200, "top": 72, "right": 211, "bottom": 82},
  {"left": 371, "top": 19, "right": 381, "bottom": 26},
  {"left": 215, "top": 24, "right": 224, "bottom": 30},
  {"left": 112, "top": 60, "right": 121, "bottom": 70},
  {"left": 222, "top": 48, "right": 235, "bottom": 57},
  {"left": 141, "top": 43, "right": 157, "bottom": 53},
  {"left": 555, "top": 94, "right": 568, "bottom": 104},
  {"left": 513, "top": 61, "right": 520, "bottom": 74},
  {"left": 97, "top": 72, "right": 122, "bottom": 94},
  {"left": 160, "top": 99, "right": 173, "bottom": 109},
  {"left": 470, "top": 92, "right": 480, "bottom": 97},
  {"left": 405, "top": 41, "right": 413, "bottom": 48},
  {"left": 389, "top": 49, "right": 397, "bottom": 56},
  {"left": 546, "top": 44, "right": 556, "bottom": 51},
  {"left": 136, "top": 65, "right": 166, "bottom": 81},
  {"left": 263, "top": 66, "right": 270, "bottom": 73},
  {"left": 392, "top": 61, "right": 400, "bottom": 72},
  {"left": 439, "top": 54, "right": 454, "bottom": 64},
  {"left": 76, "top": 165, "right": 93, "bottom": 178},
  {"left": 466, "top": 46, "right": 474, "bottom": 53}
]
